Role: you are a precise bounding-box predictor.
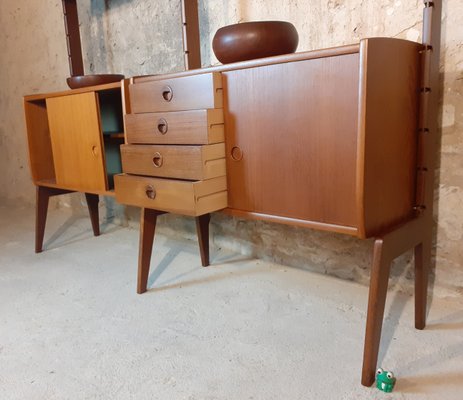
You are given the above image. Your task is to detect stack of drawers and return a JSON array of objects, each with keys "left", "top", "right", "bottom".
[{"left": 114, "top": 72, "right": 228, "bottom": 216}]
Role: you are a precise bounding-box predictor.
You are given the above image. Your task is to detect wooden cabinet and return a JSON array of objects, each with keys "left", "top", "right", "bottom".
[
  {"left": 24, "top": 82, "right": 124, "bottom": 252},
  {"left": 115, "top": 72, "right": 227, "bottom": 216},
  {"left": 126, "top": 36, "right": 433, "bottom": 387},
  {"left": 115, "top": 73, "right": 228, "bottom": 292},
  {"left": 221, "top": 39, "right": 420, "bottom": 238},
  {"left": 131, "top": 38, "right": 421, "bottom": 240},
  {"left": 24, "top": 82, "right": 124, "bottom": 193}
]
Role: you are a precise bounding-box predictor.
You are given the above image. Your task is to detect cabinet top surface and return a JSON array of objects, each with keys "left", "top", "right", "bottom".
[
  {"left": 24, "top": 81, "right": 121, "bottom": 102},
  {"left": 131, "top": 37, "right": 421, "bottom": 84}
]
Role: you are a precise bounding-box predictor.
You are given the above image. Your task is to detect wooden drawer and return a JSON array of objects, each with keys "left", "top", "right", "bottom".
[
  {"left": 114, "top": 174, "right": 228, "bottom": 216},
  {"left": 125, "top": 109, "right": 224, "bottom": 145},
  {"left": 129, "top": 72, "right": 223, "bottom": 113},
  {"left": 120, "top": 143, "right": 226, "bottom": 180}
]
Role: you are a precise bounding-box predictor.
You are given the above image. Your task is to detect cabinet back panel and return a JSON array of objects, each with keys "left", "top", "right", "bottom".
[
  {"left": 24, "top": 100, "right": 56, "bottom": 183},
  {"left": 223, "top": 53, "right": 359, "bottom": 227}
]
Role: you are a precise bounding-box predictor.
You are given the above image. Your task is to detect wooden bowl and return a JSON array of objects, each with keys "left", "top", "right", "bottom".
[
  {"left": 67, "top": 74, "right": 125, "bottom": 89},
  {"left": 212, "top": 21, "right": 298, "bottom": 64}
]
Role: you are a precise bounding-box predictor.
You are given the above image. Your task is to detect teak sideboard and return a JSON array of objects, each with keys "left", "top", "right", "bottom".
[
  {"left": 114, "top": 37, "right": 432, "bottom": 387},
  {"left": 24, "top": 1, "right": 441, "bottom": 386}
]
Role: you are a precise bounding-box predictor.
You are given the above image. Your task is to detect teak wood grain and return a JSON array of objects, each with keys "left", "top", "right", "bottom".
[
  {"left": 223, "top": 53, "right": 360, "bottom": 228},
  {"left": 125, "top": 109, "right": 224, "bottom": 145},
  {"left": 120, "top": 143, "right": 226, "bottom": 181},
  {"left": 46, "top": 92, "right": 107, "bottom": 192},
  {"left": 129, "top": 72, "right": 223, "bottom": 113},
  {"left": 114, "top": 174, "right": 227, "bottom": 216}
]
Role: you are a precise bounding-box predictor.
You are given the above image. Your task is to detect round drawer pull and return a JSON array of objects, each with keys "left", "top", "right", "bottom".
[
  {"left": 231, "top": 146, "right": 243, "bottom": 161},
  {"left": 157, "top": 118, "right": 168, "bottom": 134},
  {"left": 161, "top": 85, "right": 173, "bottom": 102},
  {"left": 145, "top": 185, "right": 156, "bottom": 200},
  {"left": 152, "top": 152, "right": 163, "bottom": 168}
]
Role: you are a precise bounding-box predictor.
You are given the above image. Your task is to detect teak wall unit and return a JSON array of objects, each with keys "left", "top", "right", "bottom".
[
  {"left": 24, "top": 82, "right": 124, "bottom": 252},
  {"left": 23, "top": 0, "right": 441, "bottom": 388}
]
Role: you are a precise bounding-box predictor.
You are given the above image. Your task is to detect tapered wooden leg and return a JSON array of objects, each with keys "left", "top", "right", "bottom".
[
  {"left": 85, "top": 193, "right": 100, "bottom": 236},
  {"left": 196, "top": 213, "right": 211, "bottom": 267},
  {"left": 361, "top": 239, "right": 392, "bottom": 387},
  {"left": 35, "top": 186, "right": 73, "bottom": 253},
  {"left": 414, "top": 235, "right": 432, "bottom": 330},
  {"left": 137, "top": 208, "right": 160, "bottom": 294},
  {"left": 36, "top": 187, "right": 51, "bottom": 253}
]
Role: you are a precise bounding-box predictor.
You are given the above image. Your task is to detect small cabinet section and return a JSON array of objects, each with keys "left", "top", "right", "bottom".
[
  {"left": 24, "top": 83, "right": 124, "bottom": 194},
  {"left": 115, "top": 72, "right": 228, "bottom": 216},
  {"left": 126, "top": 38, "right": 421, "bottom": 238}
]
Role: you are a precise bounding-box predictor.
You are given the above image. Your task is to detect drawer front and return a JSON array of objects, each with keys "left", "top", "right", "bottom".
[
  {"left": 120, "top": 143, "right": 226, "bottom": 180},
  {"left": 129, "top": 72, "right": 223, "bottom": 113},
  {"left": 114, "top": 174, "right": 228, "bottom": 216},
  {"left": 125, "top": 109, "right": 224, "bottom": 145}
]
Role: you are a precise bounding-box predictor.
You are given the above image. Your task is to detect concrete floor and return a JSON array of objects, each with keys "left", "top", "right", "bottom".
[{"left": 0, "top": 202, "right": 462, "bottom": 400}]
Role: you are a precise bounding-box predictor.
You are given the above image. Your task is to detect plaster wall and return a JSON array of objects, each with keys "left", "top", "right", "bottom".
[{"left": 0, "top": 0, "right": 461, "bottom": 297}]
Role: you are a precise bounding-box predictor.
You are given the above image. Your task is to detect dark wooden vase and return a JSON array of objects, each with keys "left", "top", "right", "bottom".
[{"left": 212, "top": 21, "right": 299, "bottom": 64}]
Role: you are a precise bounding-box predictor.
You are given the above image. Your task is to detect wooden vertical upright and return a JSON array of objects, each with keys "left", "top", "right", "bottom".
[
  {"left": 181, "top": 0, "right": 201, "bottom": 70},
  {"left": 62, "top": 0, "right": 84, "bottom": 76},
  {"left": 361, "top": 0, "right": 441, "bottom": 386},
  {"left": 414, "top": 0, "right": 442, "bottom": 329}
]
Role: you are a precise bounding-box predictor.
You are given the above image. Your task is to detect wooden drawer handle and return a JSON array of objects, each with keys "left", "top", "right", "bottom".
[
  {"left": 231, "top": 146, "right": 243, "bottom": 161},
  {"left": 145, "top": 185, "right": 156, "bottom": 199},
  {"left": 157, "top": 118, "right": 168, "bottom": 134},
  {"left": 152, "top": 152, "right": 163, "bottom": 168},
  {"left": 162, "top": 86, "right": 173, "bottom": 102}
]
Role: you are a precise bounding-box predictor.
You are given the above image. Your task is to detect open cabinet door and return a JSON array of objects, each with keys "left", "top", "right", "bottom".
[{"left": 46, "top": 92, "right": 107, "bottom": 192}]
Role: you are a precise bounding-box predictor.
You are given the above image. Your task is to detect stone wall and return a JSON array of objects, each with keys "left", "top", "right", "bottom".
[{"left": 0, "top": 0, "right": 461, "bottom": 297}]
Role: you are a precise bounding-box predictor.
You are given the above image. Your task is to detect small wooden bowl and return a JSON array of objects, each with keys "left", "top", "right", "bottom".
[
  {"left": 67, "top": 74, "right": 125, "bottom": 89},
  {"left": 212, "top": 21, "right": 299, "bottom": 64}
]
